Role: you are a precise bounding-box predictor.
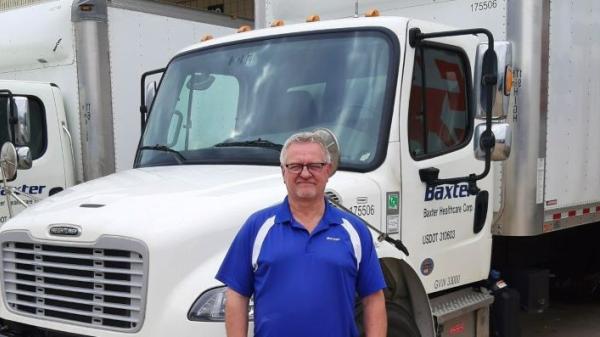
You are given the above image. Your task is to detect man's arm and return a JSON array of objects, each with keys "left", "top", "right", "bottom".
[
  {"left": 362, "top": 290, "right": 387, "bottom": 337},
  {"left": 225, "top": 288, "right": 250, "bottom": 337}
]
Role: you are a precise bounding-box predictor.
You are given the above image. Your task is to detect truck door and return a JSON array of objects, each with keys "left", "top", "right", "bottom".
[
  {"left": 0, "top": 82, "right": 70, "bottom": 223},
  {"left": 399, "top": 21, "right": 493, "bottom": 293}
]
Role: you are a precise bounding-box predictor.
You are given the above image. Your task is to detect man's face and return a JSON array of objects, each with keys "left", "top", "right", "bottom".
[{"left": 282, "top": 142, "right": 331, "bottom": 202}]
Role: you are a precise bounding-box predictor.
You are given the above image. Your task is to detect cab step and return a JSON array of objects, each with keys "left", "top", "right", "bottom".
[{"left": 430, "top": 287, "right": 494, "bottom": 337}]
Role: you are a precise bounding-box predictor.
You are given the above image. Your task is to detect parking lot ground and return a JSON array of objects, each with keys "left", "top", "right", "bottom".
[{"left": 521, "top": 296, "right": 600, "bottom": 337}]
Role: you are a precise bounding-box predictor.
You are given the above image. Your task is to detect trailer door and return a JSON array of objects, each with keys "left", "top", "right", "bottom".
[{"left": 399, "top": 21, "right": 493, "bottom": 294}]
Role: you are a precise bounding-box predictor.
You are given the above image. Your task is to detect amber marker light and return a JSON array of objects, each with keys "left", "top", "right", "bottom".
[
  {"left": 306, "top": 15, "right": 320, "bottom": 22},
  {"left": 365, "top": 9, "right": 380, "bottom": 17},
  {"left": 504, "top": 65, "right": 513, "bottom": 96},
  {"left": 200, "top": 35, "right": 214, "bottom": 42},
  {"left": 237, "top": 25, "right": 252, "bottom": 33},
  {"left": 271, "top": 19, "right": 285, "bottom": 27}
]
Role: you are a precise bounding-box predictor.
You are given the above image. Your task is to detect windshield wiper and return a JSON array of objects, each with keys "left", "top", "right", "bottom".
[
  {"left": 214, "top": 138, "right": 283, "bottom": 151},
  {"left": 139, "top": 144, "right": 187, "bottom": 163}
]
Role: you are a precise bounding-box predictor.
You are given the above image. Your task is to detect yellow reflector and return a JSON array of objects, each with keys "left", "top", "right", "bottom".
[
  {"left": 200, "top": 35, "right": 214, "bottom": 42},
  {"left": 237, "top": 25, "right": 252, "bottom": 33},
  {"left": 365, "top": 9, "right": 380, "bottom": 17},
  {"left": 306, "top": 15, "right": 320, "bottom": 22},
  {"left": 504, "top": 65, "right": 513, "bottom": 96},
  {"left": 271, "top": 19, "right": 285, "bottom": 27}
]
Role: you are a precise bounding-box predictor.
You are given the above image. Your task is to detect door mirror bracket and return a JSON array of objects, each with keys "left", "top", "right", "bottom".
[{"left": 411, "top": 27, "right": 498, "bottom": 194}]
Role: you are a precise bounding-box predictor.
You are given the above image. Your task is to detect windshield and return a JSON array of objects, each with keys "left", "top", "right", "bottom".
[{"left": 136, "top": 29, "right": 397, "bottom": 171}]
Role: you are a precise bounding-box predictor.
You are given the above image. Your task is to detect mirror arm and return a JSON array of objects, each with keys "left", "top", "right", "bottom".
[
  {"left": 327, "top": 197, "right": 409, "bottom": 256},
  {"left": 411, "top": 27, "right": 498, "bottom": 195},
  {"left": 139, "top": 68, "right": 165, "bottom": 132}
]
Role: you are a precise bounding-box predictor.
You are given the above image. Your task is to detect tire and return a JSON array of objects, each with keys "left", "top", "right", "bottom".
[{"left": 355, "top": 300, "right": 421, "bottom": 337}]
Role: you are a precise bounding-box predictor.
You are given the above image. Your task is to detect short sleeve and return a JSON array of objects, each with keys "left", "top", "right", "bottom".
[
  {"left": 215, "top": 217, "right": 256, "bottom": 297},
  {"left": 356, "top": 226, "right": 387, "bottom": 298}
]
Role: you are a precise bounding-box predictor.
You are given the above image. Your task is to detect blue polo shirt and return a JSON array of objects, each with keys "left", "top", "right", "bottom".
[{"left": 216, "top": 197, "right": 386, "bottom": 337}]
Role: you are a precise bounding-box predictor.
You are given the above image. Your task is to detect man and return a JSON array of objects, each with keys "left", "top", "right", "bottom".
[{"left": 216, "top": 131, "right": 387, "bottom": 337}]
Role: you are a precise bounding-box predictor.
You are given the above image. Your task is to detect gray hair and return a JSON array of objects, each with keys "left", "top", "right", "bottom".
[{"left": 280, "top": 131, "right": 332, "bottom": 164}]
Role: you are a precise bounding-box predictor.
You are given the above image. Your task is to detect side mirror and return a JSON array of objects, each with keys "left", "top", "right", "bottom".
[
  {"left": 475, "top": 41, "right": 512, "bottom": 119},
  {"left": 0, "top": 143, "right": 32, "bottom": 182},
  {"left": 166, "top": 110, "right": 183, "bottom": 147},
  {"left": 16, "top": 146, "right": 32, "bottom": 169},
  {"left": 140, "top": 68, "right": 166, "bottom": 132},
  {"left": 145, "top": 81, "right": 157, "bottom": 109},
  {"left": 479, "top": 48, "right": 498, "bottom": 117},
  {"left": 0, "top": 142, "right": 18, "bottom": 181},
  {"left": 12, "top": 96, "right": 31, "bottom": 146},
  {"left": 474, "top": 122, "right": 512, "bottom": 161},
  {"left": 313, "top": 128, "right": 340, "bottom": 177}
]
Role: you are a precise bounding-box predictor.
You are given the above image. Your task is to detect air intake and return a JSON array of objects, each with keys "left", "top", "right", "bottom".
[{"left": 0, "top": 232, "right": 148, "bottom": 332}]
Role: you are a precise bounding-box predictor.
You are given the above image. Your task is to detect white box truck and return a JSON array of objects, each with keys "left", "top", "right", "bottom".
[
  {"left": 0, "top": 0, "right": 250, "bottom": 221},
  {"left": 0, "top": 0, "right": 599, "bottom": 336}
]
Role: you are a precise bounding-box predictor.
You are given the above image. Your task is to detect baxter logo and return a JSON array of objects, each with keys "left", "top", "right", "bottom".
[
  {"left": 49, "top": 224, "right": 81, "bottom": 237},
  {"left": 424, "top": 183, "right": 470, "bottom": 201}
]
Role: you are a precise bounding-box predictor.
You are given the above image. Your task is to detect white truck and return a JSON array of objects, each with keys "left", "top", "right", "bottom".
[
  {"left": 0, "top": 0, "right": 599, "bottom": 336},
  {"left": 0, "top": 0, "right": 250, "bottom": 221}
]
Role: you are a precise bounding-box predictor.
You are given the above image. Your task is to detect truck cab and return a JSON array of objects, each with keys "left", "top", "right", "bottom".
[{"left": 0, "top": 15, "right": 511, "bottom": 337}]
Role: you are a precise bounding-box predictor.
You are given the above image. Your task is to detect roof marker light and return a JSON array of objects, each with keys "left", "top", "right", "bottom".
[
  {"left": 271, "top": 19, "right": 285, "bottom": 27},
  {"left": 237, "top": 25, "right": 252, "bottom": 33},
  {"left": 306, "top": 15, "right": 320, "bottom": 22},
  {"left": 365, "top": 9, "right": 380, "bottom": 17},
  {"left": 200, "top": 35, "right": 213, "bottom": 42}
]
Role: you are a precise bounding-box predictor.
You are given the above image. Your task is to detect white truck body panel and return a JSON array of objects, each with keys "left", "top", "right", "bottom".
[
  {"left": 261, "top": 0, "right": 507, "bottom": 39},
  {"left": 544, "top": 0, "right": 600, "bottom": 211},
  {"left": 107, "top": 5, "right": 239, "bottom": 171}
]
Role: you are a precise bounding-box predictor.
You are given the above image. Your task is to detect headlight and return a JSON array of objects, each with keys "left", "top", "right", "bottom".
[{"left": 188, "top": 286, "right": 254, "bottom": 322}]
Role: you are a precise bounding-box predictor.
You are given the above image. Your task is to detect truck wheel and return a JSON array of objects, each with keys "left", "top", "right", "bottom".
[{"left": 355, "top": 300, "right": 421, "bottom": 337}]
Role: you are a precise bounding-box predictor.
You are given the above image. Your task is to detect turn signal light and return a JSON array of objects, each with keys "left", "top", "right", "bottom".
[
  {"left": 503, "top": 65, "right": 513, "bottom": 96},
  {"left": 200, "top": 35, "right": 213, "bottom": 42}
]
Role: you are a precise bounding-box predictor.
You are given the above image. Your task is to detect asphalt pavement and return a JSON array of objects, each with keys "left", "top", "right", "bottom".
[{"left": 521, "top": 296, "right": 600, "bottom": 337}]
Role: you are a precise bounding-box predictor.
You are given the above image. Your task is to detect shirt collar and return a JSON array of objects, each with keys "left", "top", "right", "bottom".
[{"left": 275, "top": 196, "right": 343, "bottom": 227}]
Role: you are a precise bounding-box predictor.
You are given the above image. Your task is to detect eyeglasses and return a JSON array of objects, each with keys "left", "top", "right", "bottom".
[{"left": 284, "top": 162, "right": 328, "bottom": 173}]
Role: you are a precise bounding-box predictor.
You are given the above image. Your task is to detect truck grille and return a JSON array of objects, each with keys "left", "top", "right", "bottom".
[{"left": 0, "top": 234, "right": 148, "bottom": 333}]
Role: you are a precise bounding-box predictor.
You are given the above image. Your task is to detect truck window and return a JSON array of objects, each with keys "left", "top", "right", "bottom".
[
  {"left": 140, "top": 29, "right": 398, "bottom": 171},
  {"left": 168, "top": 74, "right": 239, "bottom": 150},
  {"left": 0, "top": 95, "right": 46, "bottom": 160},
  {"left": 408, "top": 44, "right": 471, "bottom": 159}
]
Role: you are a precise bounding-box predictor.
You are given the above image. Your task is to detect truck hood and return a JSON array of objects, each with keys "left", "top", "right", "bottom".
[
  {"left": 3, "top": 165, "right": 381, "bottom": 244},
  {"left": 3, "top": 165, "right": 289, "bottom": 241}
]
